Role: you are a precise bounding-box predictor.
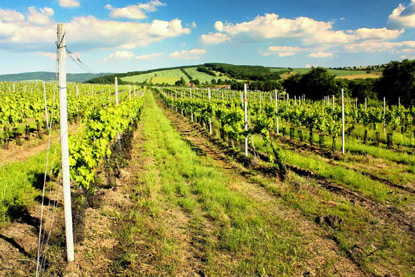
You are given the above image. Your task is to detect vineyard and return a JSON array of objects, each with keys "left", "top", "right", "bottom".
[{"left": 0, "top": 81, "right": 415, "bottom": 275}]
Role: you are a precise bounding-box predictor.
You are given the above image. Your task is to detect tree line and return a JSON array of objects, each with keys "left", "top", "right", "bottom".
[{"left": 283, "top": 60, "right": 415, "bottom": 105}]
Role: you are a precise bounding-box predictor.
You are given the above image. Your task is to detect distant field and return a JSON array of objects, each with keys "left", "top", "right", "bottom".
[
  {"left": 186, "top": 67, "right": 230, "bottom": 83},
  {"left": 278, "top": 68, "right": 381, "bottom": 80},
  {"left": 292, "top": 68, "right": 367, "bottom": 76},
  {"left": 122, "top": 67, "right": 231, "bottom": 84},
  {"left": 269, "top": 68, "right": 289, "bottom": 73},
  {"left": 122, "top": 69, "right": 190, "bottom": 85},
  {"left": 336, "top": 73, "right": 382, "bottom": 79}
]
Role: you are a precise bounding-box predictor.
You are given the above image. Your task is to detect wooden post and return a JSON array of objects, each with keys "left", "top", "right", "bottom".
[
  {"left": 115, "top": 77, "right": 121, "bottom": 142},
  {"left": 341, "top": 89, "right": 345, "bottom": 154},
  {"left": 43, "top": 82, "right": 49, "bottom": 130},
  {"left": 115, "top": 77, "right": 119, "bottom": 105},
  {"left": 129, "top": 85, "right": 131, "bottom": 100},
  {"left": 190, "top": 88, "right": 193, "bottom": 122},
  {"left": 244, "top": 84, "right": 248, "bottom": 157},
  {"left": 275, "top": 90, "right": 279, "bottom": 135},
  {"left": 383, "top": 97, "right": 386, "bottom": 133},
  {"left": 57, "top": 23, "right": 74, "bottom": 262},
  {"left": 208, "top": 88, "right": 212, "bottom": 134},
  {"left": 365, "top": 97, "right": 367, "bottom": 110},
  {"left": 332, "top": 95, "right": 335, "bottom": 112}
]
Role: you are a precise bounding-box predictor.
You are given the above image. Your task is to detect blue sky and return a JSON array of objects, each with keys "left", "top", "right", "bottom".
[{"left": 0, "top": 0, "right": 415, "bottom": 74}]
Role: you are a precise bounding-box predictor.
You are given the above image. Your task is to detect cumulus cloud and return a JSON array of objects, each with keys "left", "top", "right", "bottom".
[
  {"left": 103, "top": 50, "right": 134, "bottom": 62},
  {"left": 210, "top": 13, "right": 402, "bottom": 45},
  {"left": 345, "top": 40, "right": 415, "bottom": 53},
  {"left": 169, "top": 48, "right": 206, "bottom": 59},
  {"left": 27, "top": 7, "right": 54, "bottom": 26},
  {"left": 308, "top": 52, "right": 333, "bottom": 58},
  {"left": 59, "top": 0, "right": 80, "bottom": 8},
  {"left": 0, "top": 8, "right": 25, "bottom": 22},
  {"left": 105, "top": 0, "right": 165, "bottom": 20},
  {"left": 200, "top": 32, "right": 230, "bottom": 45},
  {"left": 388, "top": 0, "right": 415, "bottom": 29},
  {"left": 0, "top": 6, "right": 191, "bottom": 53},
  {"left": 135, "top": 52, "right": 163, "bottom": 60}
]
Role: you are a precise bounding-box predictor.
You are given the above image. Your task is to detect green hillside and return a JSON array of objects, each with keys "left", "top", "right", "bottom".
[
  {"left": 122, "top": 69, "right": 190, "bottom": 85},
  {"left": 121, "top": 67, "right": 231, "bottom": 85},
  {"left": 0, "top": 71, "right": 112, "bottom": 82}
]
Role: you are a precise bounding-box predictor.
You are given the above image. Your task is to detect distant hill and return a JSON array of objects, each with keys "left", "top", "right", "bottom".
[
  {"left": 0, "top": 71, "right": 112, "bottom": 83},
  {"left": 87, "top": 63, "right": 378, "bottom": 85}
]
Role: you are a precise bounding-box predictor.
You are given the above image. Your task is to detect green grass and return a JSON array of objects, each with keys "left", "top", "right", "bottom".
[
  {"left": 121, "top": 69, "right": 190, "bottom": 85},
  {"left": 124, "top": 91, "right": 311, "bottom": 275},
  {"left": 0, "top": 145, "right": 59, "bottom": 226}
]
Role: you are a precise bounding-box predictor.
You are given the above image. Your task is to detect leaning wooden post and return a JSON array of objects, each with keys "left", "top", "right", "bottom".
[
  {"left": 244, "top": 84, "right": 248, "bottom": 157},
  {"left": 57, "top": 23, "right": 74, "bottom": 262},
  {"left": 341, "top": 88, "right": 345, "bottom": 155},
  {"left": 332, "top": 95, "right": 335, "bottom": 113}
]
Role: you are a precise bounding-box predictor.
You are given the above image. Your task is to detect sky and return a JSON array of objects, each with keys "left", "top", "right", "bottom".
[{"left": 1, "top": 0, "right": 415, "bottom": 74}]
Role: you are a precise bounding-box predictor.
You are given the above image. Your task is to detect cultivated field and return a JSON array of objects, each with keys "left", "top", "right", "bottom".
[{"left": 0, "top": 82, "right": 414, "bottom": 276}]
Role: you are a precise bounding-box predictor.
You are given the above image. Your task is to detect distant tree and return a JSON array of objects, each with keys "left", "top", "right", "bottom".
[
  {"left": 193, "top": 79, "right": 200, "bottom": 85},
  {"left": 300, "top": 67, "right": 337, "bottom": 100},
  {"left": 175, "top": 77, "right": 186, "bottom": 86},
  {"left": 283, "top": 74, "right": 302, "bottom": 96},
  {"left": 376, "top": 59, "right": 415, "bottom": 105},
  {"left": 348, "top": 79, "right": 377, "bottom": 100},
  {"left": 211, "top": 79, "right": 217, "bottom": 84}
]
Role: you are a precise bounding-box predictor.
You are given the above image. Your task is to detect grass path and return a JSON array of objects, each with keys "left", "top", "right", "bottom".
[
  {"left": 119, "top": 91, "right": 362, "bottom": 275},
  {"left": 61, "top": 90, "right": 362, "bottom": 275}
]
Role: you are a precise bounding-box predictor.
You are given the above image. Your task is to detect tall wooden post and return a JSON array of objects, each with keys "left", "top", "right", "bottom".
[
  {"left": 57, "top": 23, "right": 74, "bottom": 262},
  {"left": 275, "top": 90, "right": 279, "bottom": 135},
  {"left": 341, "top": 89, "right": 345, "bottom": 154},
  {"left": 208, "top": 88, "right": 212, "bottom": 134}
]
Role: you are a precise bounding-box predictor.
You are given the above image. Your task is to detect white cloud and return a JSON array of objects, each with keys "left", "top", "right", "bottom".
[
  {"left": 388, "top": 0, "right": 415, "bottom": 29},
  {"left": 308, "top": 52, "right": 334, "bottom": 58},
  {"left": 200, "top": 32, "right": 230, "bottom": 45},
  {"left": 169, "top": 48, "right": 206, "bottom": 59},
  {"left": 27, "top": 7, "right": 54, "bottom": 26},
  {"left": 36, "top": 51, "right": 56, "bottom": 60},
  {"left": 214, "top": 21, "right": 224, "bottom": 32},
  {"left": 209, "top": 13, "right": 402, "bottom": 46},
  {"left": 0, "top": 8, "right": 25, "bottom": 22},
  {"left": 344, "top": 40, "right": 415, "bottom": 53},
  {"left": 105, "top": 0, "right": 165, "bottom": 20},
  {"left": 305, "top": 64, "right": 313, "bottom": 68},
  {"left": 191, "top": 21, "right": 197, "bottom": 28},
  {"left": 0, "top": 8, "right": 191, "bottom": 53},
  {"left": 263, "top": 46, "right": 303, "bottom": 57},
  {"left": 104, "top": 50, "right": 134, "bottom": 62},
  {"left": 135, "top": 52, "right": 163, "bottom": 60},
  {"left": 59, "top": 0, "right": 80, "bottom": 8}
]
